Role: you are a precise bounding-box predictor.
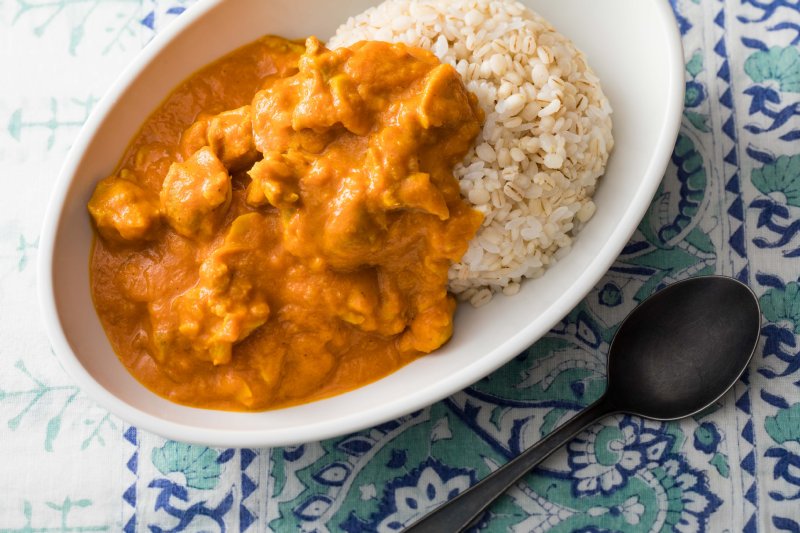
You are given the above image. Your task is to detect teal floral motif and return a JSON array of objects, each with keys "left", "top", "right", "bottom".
[
  {"left": 760, "top": 281, "right": 800, "bottom": 333},
  {"left": 365, "top": 459, "right": 474, "bottom": 531},
  {"left": 686, "top": 49, "right": 704, "bottom": 78},
  {"left": 693, "top": 422, "right": 730, "bottom": 478},
  {"left": 390, "top": 415, "right": 717, "bottom": 532},
  {"left": 686, "top": 50, "right": 703, "bottom": 78},
  {"left": 745, "top": 46, "right": 800, "bottom": 92},
  {"left": 693, "top": 423, "right": 721, "bottom": 454},
  {"left": 650, "top": 458, "right": 720, "bottom": 532},
  {"left": 655, "top": 134, "right": 706, "bottom": 241},
  {"left": 587, "top": 496, "right": 646, "bottom": 526},
  {"left": 757, "top": 275, "right": 800, "bottom": 380},
  {"left": 765, "top": 403, "right": 800, "bottom": 444},
  {"left": 12, "top": 0, "right": 151, "bottom": 55},
  {"left": 0, "top": 497, "right": 109, "bottom": 532},
  {"left": 709, "top": 452, "right": 730, "bottom": 479},
  {"left": 144, "top": 445, "right": 235, "bottom": 531},
  {"left": 684, "top": 109, "right": 710, "bottom": 133},
  {"left": 598, "top": 282, "right": 623, "bottom": 307},
  {"left": 617, "top": 132, "right": 715, "bottom": 303},
  {"left": 1, "top": 360, "right": 82, "bottom": 452},
  {"left": 762, "top": 392, "right": 800, "bottom": 508},
  {"left": 685, "top": 81, "right": 706, "bottom": 108},
  {"left": 683, "top": 49, "right": 710, "bottom": 132},
  {"left": 568, "top": 422, "right": 646, "bottom": 495},
  {"left": 752, "top": 154, "right": 800, "bottom": 207},
  {"left": 16, "top": 234, "right": 39, "bottom": 272},
  {"left": 151, "top": 441, "right": 222, "bottom": 490},
  {"left": 507, "top": 417, "right": 723, "bottom": 532},
  {"left": 80, "top": 413, "right": 117, "bottom": 450},
  {"left": 7, "top": 97, "right": 97, "bottom": 151}
]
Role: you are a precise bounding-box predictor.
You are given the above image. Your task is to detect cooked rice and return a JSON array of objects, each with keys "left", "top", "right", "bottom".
[{"left": 330, "top": 0, "right": 613, "bottom": 306}]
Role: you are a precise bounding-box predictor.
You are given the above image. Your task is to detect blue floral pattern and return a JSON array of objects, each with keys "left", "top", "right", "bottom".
[
  {"left": 1, "top": 0, "right": 800, "bottom": 531},
  {"left": 355, "top": 459, "right": 475, "bottom": 532},
  {"left": 567, "top": 418, "right": 650, "bottom": 496}
]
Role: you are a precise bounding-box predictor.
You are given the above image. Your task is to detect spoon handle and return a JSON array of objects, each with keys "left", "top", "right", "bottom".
[{"left": 405, "top": 395, "right": 617, "bottom": 533}]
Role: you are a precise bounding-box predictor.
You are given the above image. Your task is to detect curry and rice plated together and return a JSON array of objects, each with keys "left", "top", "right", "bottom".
[{"left": 87, "top": 0, "right": 613, "bottom": 411}]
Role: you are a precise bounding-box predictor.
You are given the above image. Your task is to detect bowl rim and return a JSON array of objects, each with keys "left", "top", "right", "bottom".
[{"left": 37, "top": 0, "right": 685, "bottom": 447}]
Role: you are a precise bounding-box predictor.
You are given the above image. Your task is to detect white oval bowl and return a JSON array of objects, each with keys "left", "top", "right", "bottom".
[{"left": 38, "top": 0, "right": 684, "bottom": 447}]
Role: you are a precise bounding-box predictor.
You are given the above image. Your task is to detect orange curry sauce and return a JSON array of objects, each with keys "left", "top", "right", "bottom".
[{"left": 89, "top": 36, "right": 484, "bottom": 410}]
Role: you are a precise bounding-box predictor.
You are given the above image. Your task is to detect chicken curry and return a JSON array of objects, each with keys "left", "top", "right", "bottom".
[{"left": 88, "top": 36, "right": 484, "bottom": 410}]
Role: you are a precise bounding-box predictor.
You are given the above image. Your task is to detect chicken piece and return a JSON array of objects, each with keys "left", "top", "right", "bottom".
[
  {"left": 418, "top": 64, "right": 478, "bottom": 129},
  {"left": 291, "top": 38, "right": 339, "bottom": 132},
  {"left": 246, "top": 152, "right": 299, "bottom": 209},
  {"left": 206, "top": 106, "right": 260, "bottom": 172},
  {"left": 319, "top": 180, "right": 385, "bottom": 269},
  {"left": 152, "top": 214, "right": 272, "bottom": 365},
  {"left": 335, "top": 269, "right": 407, "bottom": 337},
  {"left": 392, "top": 172, "right": 449, "bottom": 220},
  {"left": 160, "top": 147, "right": 232, "bottom": 239},
  {"left": 88, "top": 172, "right": 160, "bottom": 243},
  {"left": 398, "top": 296, "right": 457, "bottom": 354},
  {"left": 178, "top": 117, "right": 210, "bottom": 161},
  {"left": 245, "top": 176, "right": 268, "bottom": 207},
  {"left": 133, "top": 143, "right": 173, "bottom": 187},
  {"left": 251, "top": 85, "right": 294, "bottom": 155},
  {"left": 291, "top": 38, "right": 374, "bottom": 135}
]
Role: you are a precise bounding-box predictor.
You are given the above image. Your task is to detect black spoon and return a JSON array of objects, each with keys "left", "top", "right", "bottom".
[{"left": 406, "top": 275, "right": 761, "bottom": 532}]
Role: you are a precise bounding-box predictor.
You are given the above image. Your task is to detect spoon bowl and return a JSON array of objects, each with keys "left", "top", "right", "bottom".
[
  {"left": 608, "top": 275, "right": 761, "bottom": 420},
  {"left": 408, "top": 275, "right": 761, "bottom": 532}
]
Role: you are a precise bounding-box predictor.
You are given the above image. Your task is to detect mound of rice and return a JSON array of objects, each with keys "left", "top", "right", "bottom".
[{"left": 330, "top": 0, "right": 613, "bottom": 307}]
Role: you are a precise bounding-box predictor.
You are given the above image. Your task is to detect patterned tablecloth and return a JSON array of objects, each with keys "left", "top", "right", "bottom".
[{"left": 2, "top": 0, "right": 800, "bottom": 531}]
